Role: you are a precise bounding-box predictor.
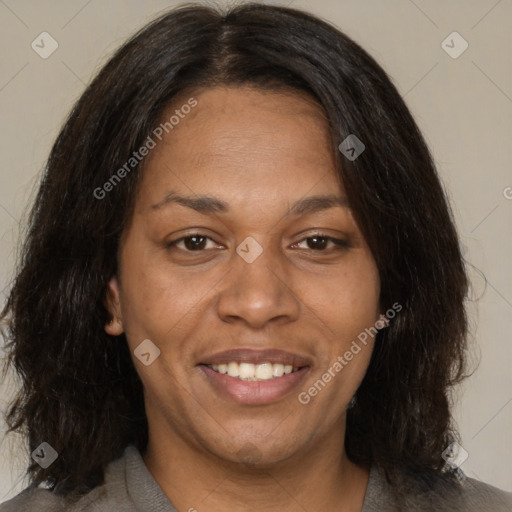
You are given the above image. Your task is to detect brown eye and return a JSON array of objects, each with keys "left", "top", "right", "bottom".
[
  {"left": 294, "top": 234, "right": 349, "bottom": 251},
  {"left": 306, "top": 236, "right": 329, "bottom": 250},
  {"left": 183, "top": 235, "right": 208, "bottom": 251},
  {"left": 166, "top": 234, "right": 217, "bottom": 251}
]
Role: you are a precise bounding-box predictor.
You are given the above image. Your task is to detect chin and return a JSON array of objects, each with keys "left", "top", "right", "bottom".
[{"left": 206, "top": 435, "right": 302, "bottom": 469}]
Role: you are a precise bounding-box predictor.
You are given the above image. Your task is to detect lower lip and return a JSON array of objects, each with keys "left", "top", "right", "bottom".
[{"left": 199, "top": 365, "right": 310, "bottom": 405}]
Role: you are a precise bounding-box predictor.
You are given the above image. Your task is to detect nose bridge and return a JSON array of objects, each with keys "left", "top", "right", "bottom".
[{"left": 216, "top": 236, "right": 300, "bottom": 327}]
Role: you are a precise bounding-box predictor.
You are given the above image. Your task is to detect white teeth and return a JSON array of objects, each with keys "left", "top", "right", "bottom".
[
  {"left": 239, "top": 363, "right": 255, "bottom": 379},
  {"left": 273, "top": 363, "right": 284, "bottom": 377},
  {"left": 255, "top": 363, "right": 274, "bottom": 380},
  {"left": 207, "top": 361, "right": 300, "bottom": 381},
  {"left": 227, "top": 362, "right": 239, "bottom": 377}
]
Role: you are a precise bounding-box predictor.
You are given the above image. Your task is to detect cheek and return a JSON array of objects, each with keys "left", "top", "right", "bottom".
[
  {"left": 304, "top": 257, "right": 380, "bottom": 340},
  {"left": 116, "top": 244, "right": 177, "bottom": 346},
  {"left": 120, "top": 282, "right": 183, "bottom": 351},
  {"left": 117, "top": 251, "right": 220, "bottom": 358}
]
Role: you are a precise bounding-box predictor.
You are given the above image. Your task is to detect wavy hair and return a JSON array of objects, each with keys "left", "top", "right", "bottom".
[{"left": 1, "top": 2, "right": 468, "bottom": 497}]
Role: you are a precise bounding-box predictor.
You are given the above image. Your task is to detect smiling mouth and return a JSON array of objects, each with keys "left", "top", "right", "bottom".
[{"left": 204, "top": 362, "right": 302, "bottom": 381}]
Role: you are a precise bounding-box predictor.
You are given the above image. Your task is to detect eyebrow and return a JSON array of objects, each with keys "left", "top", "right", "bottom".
[{"left": 150, "top": 191, "right": 349, "bottom": 216}]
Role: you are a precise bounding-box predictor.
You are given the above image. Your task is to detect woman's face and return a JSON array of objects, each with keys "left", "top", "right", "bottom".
[{"left": 106, "top": 86, "right": 381, "bottom": 465}]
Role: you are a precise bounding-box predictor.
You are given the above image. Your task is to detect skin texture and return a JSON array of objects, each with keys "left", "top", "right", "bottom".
[{"left": 105, "top": 86, "right": 382, "bottom": 511}]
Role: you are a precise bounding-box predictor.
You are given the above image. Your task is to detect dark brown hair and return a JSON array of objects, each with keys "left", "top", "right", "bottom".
[{"left": 1, "top": 1, "right": 468, "bottom": 497}]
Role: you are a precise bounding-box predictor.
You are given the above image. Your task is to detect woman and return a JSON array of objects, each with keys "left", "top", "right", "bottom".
[{"left": 1, "top": 3, "right": 510, "bottom": 511}]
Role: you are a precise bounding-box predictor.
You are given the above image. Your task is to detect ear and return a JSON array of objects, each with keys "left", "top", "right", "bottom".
[{"left": 105, "top": 276, "right": 124, "bottom": 336}]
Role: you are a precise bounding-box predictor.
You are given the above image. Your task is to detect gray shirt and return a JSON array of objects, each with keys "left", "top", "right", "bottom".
[{"left": 1, "top": 445, "right": 511, "bottom": 511}]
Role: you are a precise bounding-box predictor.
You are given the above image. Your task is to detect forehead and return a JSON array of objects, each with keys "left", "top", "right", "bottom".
[{"left": 137, "top": 86, "right": 342, "bottom": 207}]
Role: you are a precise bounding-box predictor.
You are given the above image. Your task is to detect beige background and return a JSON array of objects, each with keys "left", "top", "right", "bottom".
[{"left": 0, "top": 0, "right": 511, "bottom": 501}]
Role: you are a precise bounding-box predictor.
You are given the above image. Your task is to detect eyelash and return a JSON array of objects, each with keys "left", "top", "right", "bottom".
[{"left": 166, "top": 233, "right": 349, "bottom": 253}]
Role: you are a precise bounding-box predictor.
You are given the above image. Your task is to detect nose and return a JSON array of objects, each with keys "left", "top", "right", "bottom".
[{"left": 215, "top": 240, "right": 301, "bottom": 329}]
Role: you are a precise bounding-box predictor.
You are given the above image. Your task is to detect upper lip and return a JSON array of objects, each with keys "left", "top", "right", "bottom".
[{"left": 199, "top": 348, "right": 312, "bottom": 368}]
